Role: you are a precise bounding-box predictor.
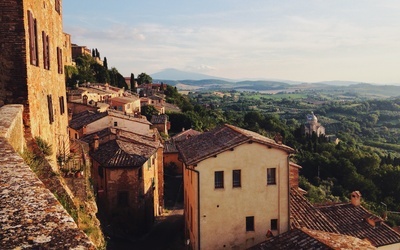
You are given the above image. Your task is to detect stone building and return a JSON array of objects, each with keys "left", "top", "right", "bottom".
[
  {"left": 303, "top": 111, "right": 325, "bottom": 137},
  {"left": 0, "top": 0, "right": 69, "bottom": 169},
  {"left": 177, "top": 124, "right": 296, "bottom": 249},
  {"left": 82, "top": 128, "right": 164, "bottom": 234}
]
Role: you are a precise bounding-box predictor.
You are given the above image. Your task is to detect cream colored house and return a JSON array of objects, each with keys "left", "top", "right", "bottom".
[{"left": 177, "top": 124, "right": 295, "bottom": 250}]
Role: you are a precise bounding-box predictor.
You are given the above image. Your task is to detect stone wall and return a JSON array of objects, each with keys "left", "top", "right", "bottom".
[
  {"left": 0, "top": 0, "right": 70, "bottom": 171},
  {"left": 0, "top": 104, "right": 25, "bottom": 152},
  {"left": 0, "top": 105, "right": 95, "bottom": 249}
]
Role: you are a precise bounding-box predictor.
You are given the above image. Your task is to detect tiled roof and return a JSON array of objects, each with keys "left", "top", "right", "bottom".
[
  {"left": 110, "top": 96, "right": 139, "bottom": 104},
  {"left": 290, "top": 188, "right": 339, "bottom": 233},
  {"left": 177, "top": 124, "right": 295, "bottom": 165},
  {"left": 316, "top": 203, "right": 400, "bottom": 247},
  {"left": 87, "top": 129, "right": 160, "bottom": 168},
  {"left": 151, "top": 114, "right": 168, "bottom": 124},
  {"left": 90, "top": 138, "right": 156, "bottom": 168},
  {"left": 108, "top": 109, "right": 152, "bottom": 125},
  {"left": 250, "top": 228, "right": 376, "bottom": 250},
  {"left": 290, "top": 188, "right": 400, "bottom": 247},
  {"left": 69, "top": 110, "right": 108, "bottom": 130},
  {"left": 172, "top": 129, "right": 201, "bottom": 142},
  {"left": 163, "top": 140, "right": 178, "bottom": 153}
]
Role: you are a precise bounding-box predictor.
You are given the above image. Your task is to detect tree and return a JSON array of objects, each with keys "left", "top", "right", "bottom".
[
  {"left": 130, "top": 73, "right": 135, "bottom": 91},
  {"left": 137, "top": 72, "right": 152, "bottom": 85},
  {"left": 103, "top": 57, "right": 108, "bottom": 70},
  {"left": 141, "top": 105, "right": 159, "bottom": 121},
  {"left": 108, "top": 67, "right": 128, "bottom": 89}
]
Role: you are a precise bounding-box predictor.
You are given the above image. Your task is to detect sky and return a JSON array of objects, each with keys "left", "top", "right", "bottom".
[{"left": 63, "top": 0, "right": 400, "bottom": 83}]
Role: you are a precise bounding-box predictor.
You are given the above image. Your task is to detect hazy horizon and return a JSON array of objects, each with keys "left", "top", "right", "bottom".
[{"left": 63, "top": 1, "right": 400, "bottom": 84}]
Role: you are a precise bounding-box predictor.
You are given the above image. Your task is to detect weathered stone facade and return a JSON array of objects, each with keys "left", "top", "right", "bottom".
[
  {"left": 0, "top": 0, "right": 69, "bottom": 169},
  {"left": 0, "top": 105, "right": 95, "bottom": 249}
]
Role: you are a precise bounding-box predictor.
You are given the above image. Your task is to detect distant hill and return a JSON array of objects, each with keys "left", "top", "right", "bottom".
[
  {"left": 152, "top": 68, "right": 232, "bottom": 81},
  {"left": 150, "top": 68, "right": 400, "bottom": 97}
]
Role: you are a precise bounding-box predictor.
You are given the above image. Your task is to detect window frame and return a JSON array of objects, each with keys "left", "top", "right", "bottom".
[
  {"left": 214, "top": 171, "right": 224, "bottom": 189},
  {"left": 271, "top": 219, "right": 278, "bottom": 230},
  {"left": 267, "top": 168, "right": 276, "bottom": 185},
  {"left": 117, "top": 191, "right": 129, "bottom": 207},
  {"left": 28, "top": 11, "right": 39, "bottom": 66},
  {"left": 47, "top": 94, "right": 54, "bottom": 124},
  {"left": 232, "top": 169, "right": 241, "bottom": 188},
  {"left": 57, "top": 47, "right": 63, "bottom": 74},
  {"left": 59, "top": 96, "right": 65, "bottom": 115},
  {"left": 42, "top": 31, "right": 50, "bottom": 70},
  {"left": 246, "top": 216, "right": 254, "bottom": 231}
]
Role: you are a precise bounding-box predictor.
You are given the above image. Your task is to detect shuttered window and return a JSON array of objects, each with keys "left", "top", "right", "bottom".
[
  {"left": 57, "top": 47, "right": 63, "bottom": 74},
  {"left": 55, "top": 0, "right": 61, "bottom": 14},
  {"left": 47, "top": 95, "right": 54, "bottom": 124},
  {"left": 42, "top": 31, "right": 50, "bottom": 70},
  {"left": 28, "top": 11, "right": 38, "bottom": 66},
  {"left": 59, "top": 96, "right": 65, "bottom": 115}
]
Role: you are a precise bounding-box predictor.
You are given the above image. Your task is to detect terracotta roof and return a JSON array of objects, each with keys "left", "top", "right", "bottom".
[
  {"left": 250, "top": 228, "right": 376, "bottom": 250},
  {"left": 172, "top": 129, "right": 201, "bottom": 142},
  {"left": 148, "top": 95, "right": 163, "bottom": 100},
  {"left": 177, "top": 124, "right": 295, "bottom": 166},
  {"left": 151, "top": 114, "right": 168, "bottom": 124},
  {"left": 164, "top": 140, "right": 178, "bottom": 153},
  {"left": 110, "top": 96, "right": 139, "bottom": 104},
  {"left": 316, "top": 203, "right": 400, "bottom": 247},
  {"left": 69, "top": 110, "right": 108, "bottom": 130},
  {"left": 290, "top": 188, "right": 339, "bottom": 233},
  {"left": 90, "top": 138, "right": 156, "bottom": 168},
  {"left": 290, "top": 188, "right": 400, "bottom": 247}
]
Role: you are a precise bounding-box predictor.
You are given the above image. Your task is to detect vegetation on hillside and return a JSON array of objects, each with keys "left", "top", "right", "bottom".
[{"left": 165, "top": 86, "right": 400, "bottom": 226}]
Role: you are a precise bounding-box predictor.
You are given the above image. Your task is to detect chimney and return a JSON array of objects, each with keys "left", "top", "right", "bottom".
[
  {"left": 116, "top": 129, "right": 121, "bottom": 139},
  {"left": 68, "top": 108, "right": 73, "bottom": 122},
  {"left": 93, "top": 134, "right": 99, "bottom": 151},
  {"left": 274, "top": 133, "right": 283, "bottom": 144},
  {"left": 351, "top": 191, "right": 361, "bottom": 206},
  {"left": 83, "top": 95, "right": 88, "bottom": 105}
]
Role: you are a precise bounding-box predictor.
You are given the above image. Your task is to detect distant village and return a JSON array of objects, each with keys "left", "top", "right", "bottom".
[{"left": 1, "top": 1, "right": 400, "bottom": 250}]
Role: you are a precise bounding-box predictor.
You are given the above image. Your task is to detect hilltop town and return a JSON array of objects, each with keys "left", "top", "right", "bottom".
[{"left": 2, "top": 1, "right": 400, "bottom": 250}]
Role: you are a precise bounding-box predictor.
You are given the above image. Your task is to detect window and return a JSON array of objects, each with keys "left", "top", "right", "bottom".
[
  {"left": 28, "top": 11, "right": 38, "bottom": 66},
  {"left": 114, "top": 121, "right": 118, "bottom": 127},
  {"left": 55, "top": 0, "right": 61, "bottom": 14},
  {"left": 138, "top": 167, "right": 142, "bottom": 179},
  {"left": 271, "top": 219, "right": 278, "bottom": 230},
  {"left": 117, "top": 191, "right": 129, "bottom": 207},
  {"left": 233, "top": 170, "right": 241, "bottom": 188},
  {"left": 59, "top": 96, "right": 65, "bottom": 115},
  {"left": 246, "top": 216, "right": 254, "bottom": 231},
  {"left": 42, "top": 31, "right": 50, "bottom": 70},
  {"left": 214, "top": 171, "right": 224, "bottom": 189},
  {"left": 47, "top": 95, "right": 54, "bottom": 124},
  {"left": 57, "top": 47, "right": 63, "bottom": 74},
  {"left": 98, "top": 166, "right": 103, "bottom": 178},
  {"left": 267, "top": 168, "right": 276, "bottom": 185}
]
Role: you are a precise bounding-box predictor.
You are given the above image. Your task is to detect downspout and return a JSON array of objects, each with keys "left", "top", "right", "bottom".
[
  {"left": 187, "top": 165, "right": 201, "bottom": 250},
  {"left": 287, "top": 155, "right": 291, "bottom": 231}
]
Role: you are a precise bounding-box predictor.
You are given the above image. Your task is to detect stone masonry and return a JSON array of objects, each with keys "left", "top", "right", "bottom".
[{"left": 0, "top": 105, "right": 95, "bottom": 249}]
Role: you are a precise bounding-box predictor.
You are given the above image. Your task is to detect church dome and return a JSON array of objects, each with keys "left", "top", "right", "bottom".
[{"left": 306, "top": 112, "right": 318, "bottom": 124}]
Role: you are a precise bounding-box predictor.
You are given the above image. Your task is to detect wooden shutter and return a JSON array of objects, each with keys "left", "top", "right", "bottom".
[
  {"left": 59, "top": 96, "right": 65, "bottom": 115},
  {"left": 42, "top": 32, "right": 50, "bottom": 70},
  {"left": 47, "top": 95, "right": 54, "bottom": 124},
  {"left": 28, "top": 11, "right": 38, "bottom": 66},
  {"left": 57, "top": 47, "right": 63, "bottom": 74}
]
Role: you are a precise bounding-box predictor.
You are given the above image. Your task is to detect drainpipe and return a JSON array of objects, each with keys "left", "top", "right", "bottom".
[
  {"left": 187, "top": 165, "right": 201, "bottom": 250},
  {"left": 287, "top": 155, "right": 291, "bottom": 231}
]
